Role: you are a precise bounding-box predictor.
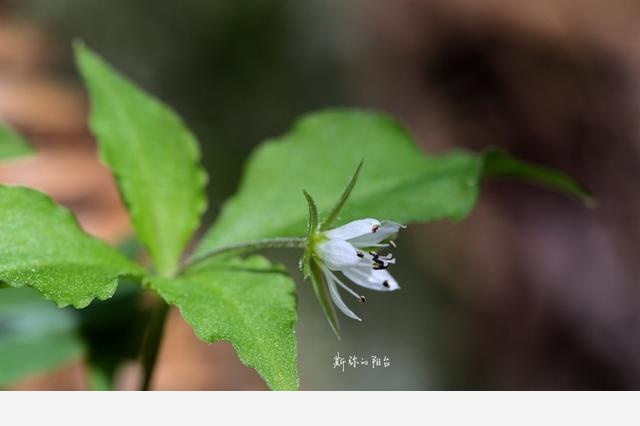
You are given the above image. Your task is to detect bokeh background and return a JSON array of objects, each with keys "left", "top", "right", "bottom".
[{"left": 2, "top": 0, "right": 640, "bottom": 390}]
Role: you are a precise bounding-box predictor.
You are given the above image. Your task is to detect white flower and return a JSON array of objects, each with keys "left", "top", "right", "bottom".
[{"left": 312, "top": 218, "right": 405, "bottom": 321}]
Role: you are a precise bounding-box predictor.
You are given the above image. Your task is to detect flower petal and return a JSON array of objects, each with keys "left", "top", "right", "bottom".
[
  {"left": 347, "top": 221, "right": 406, "bottom": 248},
  {"left": 316, "top": 238, "right": 360, "bottom": 270},
  {"left": 342, "top": 263, "right": 400, "bottom": 291},
  {"left": 324, "top": 218, "right": 381, "bottom": 241},
  {"left": 322, "top": 267, "right": 362, "bottom": 321}
]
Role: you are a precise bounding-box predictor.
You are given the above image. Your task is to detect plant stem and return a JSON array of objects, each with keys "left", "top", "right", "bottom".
[
  {"left": 183, "top": 237, "right": 307, "bottom": 271},
  {"left": 139, "top": 299, "right": 169, "bottom": 391}
]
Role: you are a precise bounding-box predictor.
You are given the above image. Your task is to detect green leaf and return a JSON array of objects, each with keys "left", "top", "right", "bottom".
[
  {"left": 482, "top": 148, "right": 595, "bottom": 206},
  {"left": 309, "top": 258, "right": 340, "bottom": 339},
  {"left": 303, "top": 190, "right": 319, "bottom": 238},
  {"left": 196, "top": 111, "right": 589, "bottom": 256},
  {"left": 196, "top": 109, "right": 483, "bottom": 254},
  {"left": 0, "top": 124, "right": 32, "bottom": 160},
  {"left": 320, "top": 160, "right": 363, "bottom": 230},
  {"left": 301, "top": 191, "right": 319, "bottom": 279},
  {"left": 74, "top": 42, "right": 207, "bottom": 277},
  {"left": 148, "top": 255, "right": 298, "bottom": 390},
  {"left": 0, "top": 287, "right": 84, "bottom": 387},
  {"left": 0, "top": 185, "right": 145, "bottom": 308}
]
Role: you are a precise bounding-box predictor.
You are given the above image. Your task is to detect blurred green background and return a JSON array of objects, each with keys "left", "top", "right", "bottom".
[{"left": 3, "top": 0, "right": 640, "bottom": 390}]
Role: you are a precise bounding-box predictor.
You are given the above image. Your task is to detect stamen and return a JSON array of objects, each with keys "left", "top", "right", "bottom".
[
  {"left": 371, "top": 224, "right": 380, "bottom": 233},
  {"left": 388, "top": 240, "right": 397, "bottom": 248},
  {"left": 356, "top": 251, "right": 364, "bottom": 258},
  {"left": 365, "top": 249, "right": 395, "bottom": 270},
  {"left": 383, "top": 280, "right": 391, "bottom": 288},
  {"left": 358, "top": 295, "right": 366, "bottom": 303}
]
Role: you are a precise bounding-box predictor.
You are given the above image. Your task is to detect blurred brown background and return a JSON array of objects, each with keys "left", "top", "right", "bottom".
[{"left": 2, "top": 0, "right": 640, "bottom": 390}]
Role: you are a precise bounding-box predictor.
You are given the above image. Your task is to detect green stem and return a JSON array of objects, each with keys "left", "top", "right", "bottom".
[
  {"left": 139, "top": 299, "right": 169, "bottom": 391},
  {"left": 183, "top": 237, "right": 307, "bottom": 271}
]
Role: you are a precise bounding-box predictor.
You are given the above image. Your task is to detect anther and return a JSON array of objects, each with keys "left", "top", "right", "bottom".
[
  {"left": 358, "top": 295, "right": 366, "bottom": 303},
  {"left": 356, "top": 251, "right": 364, "bottom": 258},
  {"left": 369, "top": 251, "right": 379, "bottom": 259},
  {"left": 382, "top": 280, "right": 391, "bottom": 288},
  {"left": 388, "top": 240, "right": 397, "bottom": 248},
  {"left": 372, "top": 224, "right": 380, "bottom": 233}
]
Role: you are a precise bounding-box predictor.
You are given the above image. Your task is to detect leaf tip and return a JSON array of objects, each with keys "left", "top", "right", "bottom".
[
  {"left": 302, "top": 189, "right": 316, "bottom": 204},
  {"left": 72, "top": 38, "right": 91, "bottom": 65},
  {"left": 72, "top": 38, "right": 86, "bottom": 51},
  {"left": 319, "top": 160, "right": 365, "bottom": 231},
  {"left": 583, "top": 194, "right": 598, "bottom": 209}
]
